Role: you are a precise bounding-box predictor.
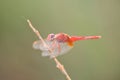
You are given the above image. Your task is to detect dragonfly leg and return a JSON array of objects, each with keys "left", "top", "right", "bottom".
[{"left": 56, "top": 41, "right": 61, "bottom": 54}]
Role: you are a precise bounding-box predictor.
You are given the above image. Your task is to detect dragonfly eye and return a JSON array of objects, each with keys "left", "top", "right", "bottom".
[
  {"left": 50, "top": 34, "right": 55, "bottom": 38},
  {"left": 47, "top": 33, "right": 55, "bottom": 41}
]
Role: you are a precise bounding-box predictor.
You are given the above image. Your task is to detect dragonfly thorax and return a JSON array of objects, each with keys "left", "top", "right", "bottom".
[{"left": 55, "top": 33, "right": 70, "bottom": 43}]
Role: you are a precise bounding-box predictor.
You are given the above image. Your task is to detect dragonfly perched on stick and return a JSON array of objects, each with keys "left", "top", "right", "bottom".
[
  {"left": 27, "top": 23, "right": 101, "bottom": 58},
  {"left": 33, "top": 33, "right": 101, "bottom": 58}
]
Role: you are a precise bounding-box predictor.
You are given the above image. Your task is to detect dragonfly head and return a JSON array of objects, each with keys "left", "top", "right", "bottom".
[{"left": 47, "top": 33, "right": 55, "bottom": 41}]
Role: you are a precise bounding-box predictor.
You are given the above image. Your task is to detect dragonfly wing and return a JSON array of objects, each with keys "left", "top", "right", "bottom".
[
  {"left": 49, "top": 41, "right": 73, "bottom": 58},
  {"left": 41, "top": 50, "right": 57, "bottom": 58},
  {"left": 33, "top": 40, "right": 50, "bottom": 50},
  {"left": 33, "top": 40, "right": 41, "bottom": 50},
  {"left": 42, "top": 51, "right": 50, "bottom": 57},
  {"left": 33, "top": 40, "right": 73, "bottom": 58}
]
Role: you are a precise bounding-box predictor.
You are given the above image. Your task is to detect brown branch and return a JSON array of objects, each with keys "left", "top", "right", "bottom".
[{"left": 27, "top": 19, "right": 71, "bottom": 80}]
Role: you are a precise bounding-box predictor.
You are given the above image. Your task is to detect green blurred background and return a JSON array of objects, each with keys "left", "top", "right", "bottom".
[{"left": 0, "top": 0, "right": 120, "bottom": 80}]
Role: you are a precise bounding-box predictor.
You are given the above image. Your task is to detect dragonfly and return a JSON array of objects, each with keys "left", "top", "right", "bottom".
[{"left": 33, "top": 33, "right": 101, "bottom": 58}]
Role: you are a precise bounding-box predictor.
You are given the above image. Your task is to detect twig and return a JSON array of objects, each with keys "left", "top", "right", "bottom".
[{"left": 27, "top": 19, "right": 71, "bottom": 80}]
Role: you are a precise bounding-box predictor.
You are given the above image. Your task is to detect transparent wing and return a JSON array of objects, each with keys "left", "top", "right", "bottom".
[{"left": 33, "top": 39, "right": 73, "bottom": 58}]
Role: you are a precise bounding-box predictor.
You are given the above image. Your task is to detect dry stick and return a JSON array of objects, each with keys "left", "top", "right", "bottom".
[{"left": 27, "top": 19, "right": 71, "bottom": 80}]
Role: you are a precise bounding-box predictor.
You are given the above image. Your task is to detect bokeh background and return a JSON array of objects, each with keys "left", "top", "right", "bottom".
[{"left": 0, "top": 0, "right": 120, "bottom": 80}]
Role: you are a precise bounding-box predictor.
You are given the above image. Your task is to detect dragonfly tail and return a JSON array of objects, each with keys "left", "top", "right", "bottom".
[{"left": 70, "top": 36, "right": 101, "bottom": 42}]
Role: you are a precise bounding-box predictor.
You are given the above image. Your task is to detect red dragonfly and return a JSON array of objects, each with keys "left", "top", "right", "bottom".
[{"left": 33, "top": 33, "right": 101, "bottom": 58}]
